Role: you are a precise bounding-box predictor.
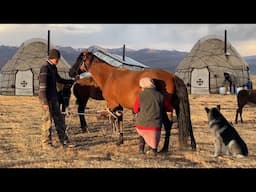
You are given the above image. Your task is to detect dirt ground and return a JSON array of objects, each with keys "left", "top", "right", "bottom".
[{"left": 1, "top": 78, "right": 256, "bottom": 168}]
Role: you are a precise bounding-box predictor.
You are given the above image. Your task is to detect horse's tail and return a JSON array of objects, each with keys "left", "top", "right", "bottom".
[{"left": 173, "top": 75, "right": 196, "bottom": 150}]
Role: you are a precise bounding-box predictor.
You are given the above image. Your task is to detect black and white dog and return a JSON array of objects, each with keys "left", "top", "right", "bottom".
[{"left": 205, "top": 105, "right": 248, "bottom": 158}]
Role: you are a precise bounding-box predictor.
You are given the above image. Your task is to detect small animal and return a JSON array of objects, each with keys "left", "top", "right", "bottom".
[{"left": 205, "top": 105, "right": 248, "bottom": 158}]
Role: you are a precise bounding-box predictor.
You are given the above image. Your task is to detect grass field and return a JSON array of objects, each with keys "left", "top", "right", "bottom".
[{"left": 0, "top": 77, "right": 256, "bottom": 168}]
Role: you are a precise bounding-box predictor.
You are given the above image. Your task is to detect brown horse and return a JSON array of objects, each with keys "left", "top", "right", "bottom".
[
  {"left": 69, "top": 53, "right": 104, "bottom": 132},
  {"left": 235, "top": 89, "right": 256, "bottom": 124},
  {"left": 78, "top": 48, "right": 196, "bottom": 151}
]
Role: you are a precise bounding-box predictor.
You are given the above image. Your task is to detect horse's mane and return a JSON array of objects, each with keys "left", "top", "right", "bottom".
[
  {"left": 88, "top": 52, "right": 112, "bottom": 67},
  {"left": 69, "top": 52, "right": 86, "bottom": 77},
  {"left": 117, "top": 67, "right": 129, "bottom": 71},
  {"left": 77, "top": 52, "right": 84, "bottom": 61},
  {"left": 88, "top": 52, "right": 132, "bottom": 72}
]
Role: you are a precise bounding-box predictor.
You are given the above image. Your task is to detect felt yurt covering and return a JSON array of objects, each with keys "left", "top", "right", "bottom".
[
  {"left": 175, "top": 35, "right": 250, "bottom": 94},
  {"left": 0, "top": 38, "right": 71, "bottom": 96}
]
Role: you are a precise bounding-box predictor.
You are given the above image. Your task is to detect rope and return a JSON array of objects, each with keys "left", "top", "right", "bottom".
[
  {"left": 61, "top": 108, "right": 117, "bottom": 117},
  {"left": 106, "top": 108, "right": 119, "bottom": 119},
  {"left": 61, "top": 108, "right": 124, "bottom": 137}
]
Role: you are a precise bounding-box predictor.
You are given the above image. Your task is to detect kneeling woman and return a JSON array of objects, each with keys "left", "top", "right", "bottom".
[{"left": 133, "top": 77, "right": 173, "bottom": 156}]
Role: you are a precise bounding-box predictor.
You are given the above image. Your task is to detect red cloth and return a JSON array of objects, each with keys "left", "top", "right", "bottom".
[
  {"left": 133, "top": 95, "right": 140, "bottom": 113},
  {"left": 136, "top": 128, "right": 161, "bottom": 149}
]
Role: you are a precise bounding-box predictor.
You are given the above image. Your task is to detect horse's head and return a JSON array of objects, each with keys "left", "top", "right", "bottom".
[
  {"left": 69, "top": 50, "right": 95, "bottom": 77},
  {"left": 69, "top": 52, "right": 87, "bottom": 77}
]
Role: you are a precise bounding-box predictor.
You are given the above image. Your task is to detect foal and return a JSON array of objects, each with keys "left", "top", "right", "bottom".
[{"left": 57, "top": 83, "right": 72, "bottom": 113}]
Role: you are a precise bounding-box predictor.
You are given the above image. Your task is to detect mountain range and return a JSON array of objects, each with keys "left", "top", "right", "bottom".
[{"left": 0, "top": 45, "right": 256, "bottom": 74}]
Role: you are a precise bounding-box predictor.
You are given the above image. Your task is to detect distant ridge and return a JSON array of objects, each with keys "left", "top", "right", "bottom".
[{"left": 0, "top": 45, "right": 256, "bottom": 74}]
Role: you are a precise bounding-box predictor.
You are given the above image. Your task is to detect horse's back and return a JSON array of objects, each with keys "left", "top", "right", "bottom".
[
  {"left": 111, "top": 68, "right": 176, "bottom": 93},
  {"left": 237, "top": 89, "right": 256, "bottom": 106},
  {"left": 246, "top": 89, "right": 256, "bottom": 104},
  {"left": 141, "top": 69, "right": 176, "bottom": 93},
  {"left": 102, "top": 68, "right": 177, "bottom": 109}
]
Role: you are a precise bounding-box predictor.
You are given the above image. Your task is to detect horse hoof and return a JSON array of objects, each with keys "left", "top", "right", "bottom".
[
  {"left": 116, "top": 142, "right": 121, "bottom": 146},
  {"left": 81, "top": 129, "right": 87, "bottom": 133},
  {"left": 116, "top": 140, "right": 124, "bottom": 146},
  {"left": 191, "top": 145, "right": 197, "bottom": 151},
  {"left": 158, "top": 148, "right": 168, "bottom": 153},
  {"left": 81, "top": 127, "right": 88, "bottom": 133}
]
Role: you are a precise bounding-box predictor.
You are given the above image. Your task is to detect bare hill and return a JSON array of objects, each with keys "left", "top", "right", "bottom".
[
  {"left": 244, "top": 55, "right": 256, "bottom": 74},
  {"left": 1, "top": 45, "right": 256, "bottom": 74},
  {"left": 0, "top": 46, "right": 18, "bottom": 69},
  {"left": 0, "top": 45, "right": 188, "bottom": 72}
]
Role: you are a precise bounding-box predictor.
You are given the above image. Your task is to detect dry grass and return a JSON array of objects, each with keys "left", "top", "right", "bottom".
[{"left": 1, "top": 77, "right": 256, "bottom": 168}]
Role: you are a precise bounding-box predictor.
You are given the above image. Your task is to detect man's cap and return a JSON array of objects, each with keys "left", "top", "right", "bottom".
[{"left": 48, "top": 49, "right": 61, "bottom": 59}]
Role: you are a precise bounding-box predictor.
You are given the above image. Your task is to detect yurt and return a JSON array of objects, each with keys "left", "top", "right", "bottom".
[
  {"left": 175, "top": 35, "right": 250, "bottom": 94},
  {"left": 0, "top": 38, "right": 71, "bottom": 96}
]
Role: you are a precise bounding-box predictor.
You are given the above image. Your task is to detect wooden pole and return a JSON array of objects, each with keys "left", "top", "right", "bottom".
[
  {"left": 224, "top": 29, "right": 227, "bottom": 55},
  {"left": 123, "top": 44, "right": 125, "bottom": 61},
  {"left": 48, "top": 30, "right": 50, "bottom": 56}
]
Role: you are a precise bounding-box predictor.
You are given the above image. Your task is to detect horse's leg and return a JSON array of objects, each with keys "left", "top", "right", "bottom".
[
  {"left": 235, "top": 108, "right": 238, "bottom": 124},
  {"left": 235, "top": 107, "right": 240, "bottom": 124},
  {"left": 110, "top": 106, "right": 124, "bottom": 145},
  {"left": 159, "top": 112, "right": 173, "bottom": 153},
  {"left": 240, "top": 106, "right": 244, "bottom": 123},
  {"left": 236, "top": 104, "right": 245, "bottom": 124},
  {"left": 61, "top": 103, "right": 66, "bottom": 113},
  {"left": 117, "top": 113, "right": 124, "bottom": 145},
  {"left": 61, "top": 103, "right": 67, "bottom": 122},
  {"left": 78, "top": 100, "right": 88, "bottom": 132}
]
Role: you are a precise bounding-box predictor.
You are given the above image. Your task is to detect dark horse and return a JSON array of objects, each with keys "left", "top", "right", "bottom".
[
  {"left": 75, "top": 49, "right": 196, "bottom": 151},
  {"left": 235, "top": 89, "right": 256, "bottom": 123},
  {"left": 69, "top": 54, "right": 104, "bottom": 132},
  {"left": 73, "top": 76, "right": 104, "bottom": 132},
  {"left": 57, "top": 83, "right": 73, "bottom": 113}
]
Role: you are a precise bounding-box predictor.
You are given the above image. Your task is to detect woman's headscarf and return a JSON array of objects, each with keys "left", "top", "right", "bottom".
[{"left": 139, "top": 77, "right": 155, "bottom": 88}]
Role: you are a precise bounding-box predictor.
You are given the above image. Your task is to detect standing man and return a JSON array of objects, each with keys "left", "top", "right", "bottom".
[
  {"left": 229, "top": 73, "right": 237, "bottom": 94},
  {"left": 223, "top": 72, "right": 232, "bottom": 94},
  {"left": 245, "top": 78, "right": 253, "bottom": 90},
  {"left": 39, "top": 48, "right": 74, "bottom": 149}
]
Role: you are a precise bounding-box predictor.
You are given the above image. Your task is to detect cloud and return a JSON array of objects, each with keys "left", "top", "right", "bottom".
[
  {"left": 0, "top": 24, "right": 17, "bottom": 32},
  {"left": 0, "top": 24, "right": 256, "bottom": 56},
  {"left": 48, "top": 24, "right": 103, "bottom": 33}
]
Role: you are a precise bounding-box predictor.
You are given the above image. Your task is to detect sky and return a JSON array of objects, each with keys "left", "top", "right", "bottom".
[{"left": 0, "top": 24, "right": 256, "bottom": 56}]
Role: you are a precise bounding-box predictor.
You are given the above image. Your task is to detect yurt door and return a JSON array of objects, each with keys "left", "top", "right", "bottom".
[
  {"left": 15, "top": 70, "right": 33, "bottom": 96},
  {"left": 191, "top": 68, "right": 209, "bottom": 94}
]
